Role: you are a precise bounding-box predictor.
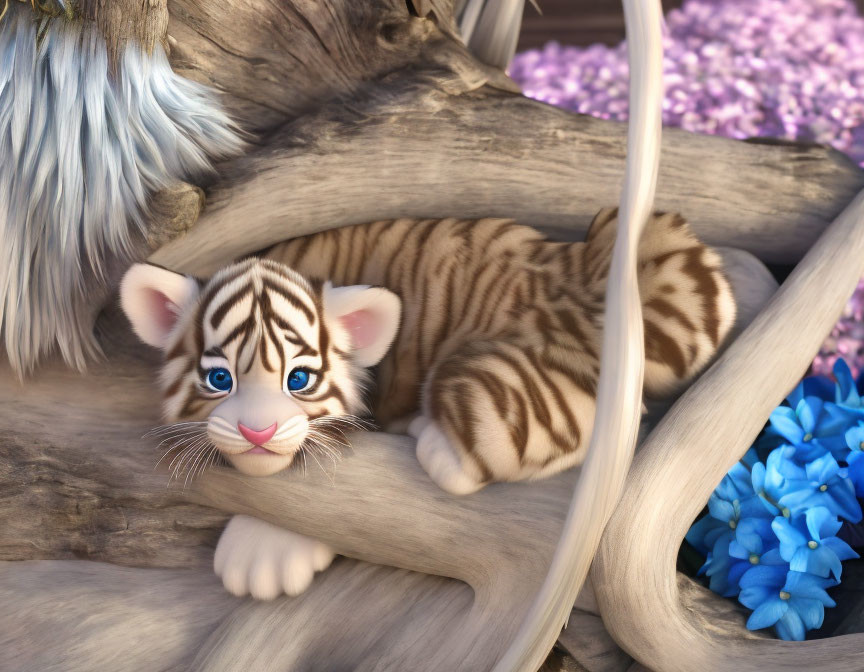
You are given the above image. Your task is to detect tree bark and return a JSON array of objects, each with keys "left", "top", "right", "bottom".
[
  {"left": 151, "top": 80, "right": 864, "bottom": 274},
  {"left": 4, "top": 0, "right": 864, "bottom": 670}
]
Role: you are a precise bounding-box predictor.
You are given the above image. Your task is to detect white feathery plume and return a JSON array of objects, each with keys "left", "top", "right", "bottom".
[{"left": 0, "top": 4, "right": 244, "bottom": 376}]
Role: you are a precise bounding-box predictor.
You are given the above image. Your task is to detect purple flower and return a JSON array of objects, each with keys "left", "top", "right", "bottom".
[
  {"left": 772, "top": 508, "right": 858, "bottom": 580},
  {"left": 778, "top": 453, "right": 863, "bottom": 523},
  {"left": 739, "top": 567, "right": 837, "bottom": 641}
]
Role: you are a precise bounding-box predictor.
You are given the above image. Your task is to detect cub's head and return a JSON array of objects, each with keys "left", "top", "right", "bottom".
[{"left": 121, "top": 259, "right": 400, "bottom": 477}]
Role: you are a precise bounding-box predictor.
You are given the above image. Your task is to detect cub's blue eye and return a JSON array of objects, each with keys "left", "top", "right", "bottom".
[
  {"left": 206, "top": 367, "right": 233, "bottom": 392},
  {"left": 287, "top": 368, "right": 317, "bottom": 393}
]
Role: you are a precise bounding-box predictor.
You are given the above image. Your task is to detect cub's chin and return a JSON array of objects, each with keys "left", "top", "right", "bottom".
[{"left": 224, "top": 450, "right": 297, "bottom": 477}]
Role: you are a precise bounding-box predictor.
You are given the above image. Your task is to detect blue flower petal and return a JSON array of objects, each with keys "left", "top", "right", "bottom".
[
  {"left": 735, "top": 518, "right": 773, "bottom": 555},
  {"left": 727, "top": 560, "right": 751, "bottom": 592},
  {"left": 769, "top": 408, "right": 805, "bottom": 445},
  {"left": 787, "top": 381, "right": 806, "bottom": 408},
  {"left": 746, "top": 599, "right": 788, "bottom": 631},
  {"left": 823, "top": 536, "right": 860, "bottom": 562},
  {"left": 775, "top": 609, "right": 806, "bottom": 641},
  {"left": 788, "top": 597, "right": 826, "bottom": 631},
  {"left": 845, "top": 424, "right": 864, "bottom": 453},
  {"left": 834, "top": 358, "right": 858, "bottom": 406},
  {"left": 789, "top": 545, "right": 842, "bottom": 580},
  {"left": 772, "top": 517, "right": 807, "bottom": 560},
  {"left": 846, "top": 452, "right": 864, "bottom": 497},
  {"left": 784, "top": 572, "right": 837, "bottom": 607},
  {"left": 739, "top": 585, "right": 774, "bottom": 610},
  {"left": 708, "top": 494, "right": 736, "bottom": 524},
  {"left": 767, "top": 445, "right": 806, "bottom": 480},
  {"left": 830, "top": 477, "right": 863, "bottom": 523},
  {"left": 729, "top": 539, "right": 750, "bottom": 560},
  {"left": 805, "top": 453, "right": 839, "bottom": 485},
  {"left": 759, "top": 548, "right": 787, "bottom": 566},
  {"left": 797, "top": 398, "right": 823, "bottom": 434},
  {"left": 686, "top": 514, "right": 727, "bottom": 555},
  {"left": 741, "top": 447, "right": 761, "bottom": 469},
  {"left": 805, "top": 506, "right": 837, "bottom": 540},
  {"left": 739, "top": 564, "right": 788, "bottom": 592}
]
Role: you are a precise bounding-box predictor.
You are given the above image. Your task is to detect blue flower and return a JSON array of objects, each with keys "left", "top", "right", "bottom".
[
  {"left": 739, "top": 567, "right": 837, "bottom": 641},
  {"left": 844, "top": 423, "right": 864, "bottom": 498},
  {"left": 767, "top": 397, "right": 849, "bottom": 462},
  {"left": 751, "top": 446, "right": 803, "bottom": 516},
  {"left": 700, "top": 529, "right": 737, "bottom": 597},
  {"left": 778, "top": 453, "right": 863, "bottom": 523},
  {"left": 789, "top": 375, "right": 838, "bottom": 404},
  {"left": 740, "top": 446, "right": 761, "bottom": 470},
  {"left": 686, "top": 462, "right": 769, "bottom": 555},
  {"left": 834, "top": 358, "right": 864, "bottom": 419},
  {"left": 726, "top": 518, "right": 784, "bottom": 590},
  {"left": 771, "top": 507, "right": 858, "bottom": 580}
]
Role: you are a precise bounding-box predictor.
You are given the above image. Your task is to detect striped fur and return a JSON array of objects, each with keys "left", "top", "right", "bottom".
[
  {"left": 126, "top": 209, "right": 734, "bottom": 494},
  {"left": 265, "top": 209, "right": 736, "bottom": 493},
  {"left": 127, "top": 259, "right": 393, "bottom": 480}
]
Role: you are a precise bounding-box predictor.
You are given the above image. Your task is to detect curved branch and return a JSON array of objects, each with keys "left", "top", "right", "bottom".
[
  {"left": 150, "top": 81, "right": 864, "bottom": 275},
  {"left": 592, "top": 190, "right": 864, "bottom": 670}
]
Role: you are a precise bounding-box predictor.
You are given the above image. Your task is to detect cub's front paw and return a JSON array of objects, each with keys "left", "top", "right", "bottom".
[
  {"left": 214, "top": 515, "right": 335, "bottom": 600},
  {"left": 414, "top": 419, "right": 484, "bottom": 495}
]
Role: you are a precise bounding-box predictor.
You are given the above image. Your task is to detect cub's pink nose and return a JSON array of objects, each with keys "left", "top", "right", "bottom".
[{"left": 238, "top": 422, "right": 277, "bottom": 446}]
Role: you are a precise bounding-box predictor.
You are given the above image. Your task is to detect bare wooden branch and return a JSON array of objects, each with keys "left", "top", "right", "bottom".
[
  {"left": 150, "top": 81, "right": 864, "bottom": 275},
  {"left": 592, "top": 190, "right": 864, "bottom": 670},
  {"left": 0, "top": 249, "right": 777, "bottom": 670}
]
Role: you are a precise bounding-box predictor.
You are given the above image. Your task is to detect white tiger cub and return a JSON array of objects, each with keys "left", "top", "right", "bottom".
[{"left": 121, "top": 210, "right": 736, "bottom": 599}]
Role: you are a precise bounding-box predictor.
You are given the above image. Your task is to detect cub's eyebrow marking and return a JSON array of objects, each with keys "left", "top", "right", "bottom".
[
  {"left": 203, "top": 346, "right": 226, "bottom": 359},
  {"left": 271, "top": 315, "right": 319, "bottom": 358},
  {"left": 263, "top": 280, "right": 316, "bottom": 323}
]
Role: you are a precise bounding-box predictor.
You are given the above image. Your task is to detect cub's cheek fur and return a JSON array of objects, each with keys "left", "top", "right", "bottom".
[{"left": 223, "top": 452, "right": 298, "bottom": 477}]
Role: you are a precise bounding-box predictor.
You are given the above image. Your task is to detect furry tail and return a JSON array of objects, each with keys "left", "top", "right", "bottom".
[
  {"left": 583, "top": 207, "right": 737, "bottom": 397},
  {"left": 0, "top": 5, "right": 244, "bottom": 377}
]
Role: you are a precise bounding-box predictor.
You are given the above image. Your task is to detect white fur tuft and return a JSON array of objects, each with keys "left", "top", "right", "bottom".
[{"left": 0, "top": 5, "right": 244, "bottom": 376}]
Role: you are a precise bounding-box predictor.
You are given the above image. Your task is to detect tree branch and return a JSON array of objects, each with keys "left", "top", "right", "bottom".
[{"left": 150, "top": 81, "right": 864, "bottom": 275}]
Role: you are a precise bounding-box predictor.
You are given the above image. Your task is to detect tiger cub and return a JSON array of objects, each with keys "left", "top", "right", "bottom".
[{"left": 121, "top": 208, "right": 735, "bottom": 599}]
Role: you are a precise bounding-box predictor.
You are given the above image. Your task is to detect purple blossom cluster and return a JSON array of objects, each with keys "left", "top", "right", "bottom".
[
  {"left": 812, "top": 279, "right": 864, "bottom": 379},
  {"left": 509, "top": 0, "right": 864, "bottom": 379},
  {"left": 509, "top": 0, "right": 864, "bottom": 157}
]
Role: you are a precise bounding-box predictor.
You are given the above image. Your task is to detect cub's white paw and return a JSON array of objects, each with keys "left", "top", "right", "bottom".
[
  {"left": 384, "top": 413, "right": 422, "bottom": 435},
  {"left": 414, "top": 420, "right": 483, "bottom": 495},
  {"left": 214, "top": 515, "right": 335, "bottom": 600},
  {"left": 407, "top": 414, "right": 433, "bottom": 439}
]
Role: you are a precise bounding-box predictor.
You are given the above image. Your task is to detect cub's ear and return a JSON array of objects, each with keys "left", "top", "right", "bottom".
[
  {"left": 323, "top": 283, "right": 401, "bottom": 367},
  {"left": 120, "top": 263, "right": 200, "bottom": 349}
]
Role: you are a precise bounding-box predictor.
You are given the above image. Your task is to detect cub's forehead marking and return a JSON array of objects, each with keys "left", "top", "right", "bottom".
[{"left": 194, "top": 260, "right": 325, "bottom": 376}]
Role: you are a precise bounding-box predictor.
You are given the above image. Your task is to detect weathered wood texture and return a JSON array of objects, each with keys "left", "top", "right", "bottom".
[
  {"left": 593, "top": 190, "right": 864, "bottom": 670},
  {"left": 150, "top": 82, "right": 864, "bottom": 275},
  {"left": 164, "top": 0, "right": 509, "bottom": 136},
  {"left": 0, "top": 248, "right": 776, "bottom": 671}
]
